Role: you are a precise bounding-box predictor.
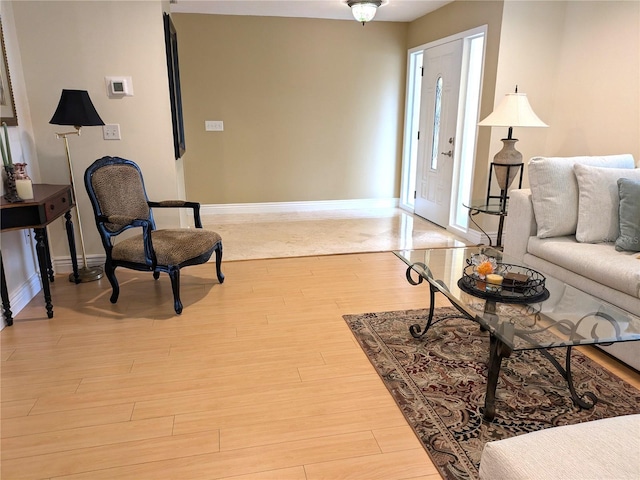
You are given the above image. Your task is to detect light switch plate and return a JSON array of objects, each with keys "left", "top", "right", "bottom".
[
  {"left": 205, "top": 120, "right": 224, "bottom": 131},
  {"left": 103, "top": 124, "right": 121, "bottom": 140}
]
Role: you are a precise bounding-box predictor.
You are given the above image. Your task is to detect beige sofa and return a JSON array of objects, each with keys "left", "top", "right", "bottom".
[
  {"left": 479, "top": 414, "right": 640, "bottom": 479},
  {"left": 503, "top": 154, "right": 640, "bottom": 370}
]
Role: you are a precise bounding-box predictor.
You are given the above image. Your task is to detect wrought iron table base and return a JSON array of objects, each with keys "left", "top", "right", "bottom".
[
  {"left": 403, "top": 264, "right": 598, "bottom": 422},
  {"left": 467, "top": 208, "right": 504, "bottom": 248}
]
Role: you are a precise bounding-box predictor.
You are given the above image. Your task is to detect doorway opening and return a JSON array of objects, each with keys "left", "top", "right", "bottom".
[{"left": 400, "top": 26, "right": 486, "bottom": 237}]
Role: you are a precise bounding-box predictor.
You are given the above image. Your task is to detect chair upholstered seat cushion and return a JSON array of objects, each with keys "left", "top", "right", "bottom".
[{"left": 112, "top": 229, "right": 221, "bottom": 266}]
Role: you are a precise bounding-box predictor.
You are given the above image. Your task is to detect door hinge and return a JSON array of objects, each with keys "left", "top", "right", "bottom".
[
  {"left": 417, "top": 131, "right": 420, "bottom": 140},
  {"left": 420, "top": 66, "right": 424, "bottom": 77},
  {"left": 414, "top": 190, "right": 417, "bottom": 199}
]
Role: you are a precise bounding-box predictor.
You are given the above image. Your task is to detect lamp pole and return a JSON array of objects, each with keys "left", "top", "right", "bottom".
[
  {"left": 54, "top": 126, "right": 103, "bottom": 282},
  {"left": 50, "top": 89, "right": 106, "bottom": 283}
]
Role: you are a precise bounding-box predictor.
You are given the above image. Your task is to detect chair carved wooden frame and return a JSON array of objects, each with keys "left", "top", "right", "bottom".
[{"left": 84, "top": 156, "right": 224, "bottom": 314}]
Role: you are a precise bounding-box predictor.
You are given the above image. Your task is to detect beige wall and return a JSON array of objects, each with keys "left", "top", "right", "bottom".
[
  {"left": 493, "top": 0, "right": 639, "bottom": 187},
  {"left": 548, "top": 1, "right": 639, "bottom": 161},
  {"left": 10, "top": 0, "right": 180, "bottom": 263},
  {"left": 489, "top": 0, "right": 565, "bottom": 190},
  {"left": 1, "top": 2, "right": 41, "bottom": 319},
  {"left": 172, "top": 14, "right": 408, "bottom": 204}
]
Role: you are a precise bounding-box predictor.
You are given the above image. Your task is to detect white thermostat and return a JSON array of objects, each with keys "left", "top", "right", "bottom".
[{"left": 105, "top": 76, "right": 134, "bottom": 97}]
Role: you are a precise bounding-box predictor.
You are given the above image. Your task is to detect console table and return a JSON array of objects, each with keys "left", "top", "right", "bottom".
[{"left": 1, "top": 184, "right": 80, "bottom": 325}]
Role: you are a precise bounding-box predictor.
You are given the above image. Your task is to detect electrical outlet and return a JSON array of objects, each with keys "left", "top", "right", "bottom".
[
  {"left": 103, "top": 124, "right": 121, "bottom": 140},
  {"left": 205, "top": 120, "right": 224, "bottom": 132}
]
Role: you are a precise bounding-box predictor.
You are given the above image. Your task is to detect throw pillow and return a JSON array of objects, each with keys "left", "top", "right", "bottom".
[
  {"left": 615, "top": 178, "right": 640, "bottom": 252},
  {"left": 574, "top": 164, "right": 640, "bottom": 243},
  {"left": 528, "top": 154, "right": 635, "bottom": 238}
]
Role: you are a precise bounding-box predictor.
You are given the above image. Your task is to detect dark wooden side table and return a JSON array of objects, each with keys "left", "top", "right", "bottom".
[{"left": 1, "top": 184, "right": 80, "bottom": 325}]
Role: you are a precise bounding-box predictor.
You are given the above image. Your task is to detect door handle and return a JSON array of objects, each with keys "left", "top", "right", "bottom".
[{"left": 441, "top": 137, "right": 454, "bottom": 157}]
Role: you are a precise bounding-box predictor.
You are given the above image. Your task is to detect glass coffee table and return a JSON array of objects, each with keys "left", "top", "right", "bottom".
[{"left": 394, "top": 247, "right": 640, "bottom": 421}]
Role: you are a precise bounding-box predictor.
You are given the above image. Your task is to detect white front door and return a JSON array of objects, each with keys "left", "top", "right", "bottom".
[{"left": 414, "top": 40, "right": 463, "bottom": 227}]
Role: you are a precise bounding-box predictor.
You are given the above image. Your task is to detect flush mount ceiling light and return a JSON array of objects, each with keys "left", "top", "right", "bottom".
[{"left": 347, "top": 1, "right": 383, "bottom": 25}]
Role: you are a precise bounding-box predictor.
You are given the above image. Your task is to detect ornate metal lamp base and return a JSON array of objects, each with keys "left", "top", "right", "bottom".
[{"left": 69, "top": 265, "right": 103, "bottom": 283}]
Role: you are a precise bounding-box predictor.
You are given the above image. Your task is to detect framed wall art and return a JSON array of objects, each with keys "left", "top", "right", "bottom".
[
  {"left": 163, "top": 13, "right": 185, "bottom": 160},
  {"left": 0, "top": 18, "right": 17, "bottom": 126}
]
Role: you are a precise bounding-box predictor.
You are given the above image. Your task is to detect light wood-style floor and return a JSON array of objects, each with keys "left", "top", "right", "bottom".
[{"left": 2, "top": 253, "right": 639, "bottom": 479}]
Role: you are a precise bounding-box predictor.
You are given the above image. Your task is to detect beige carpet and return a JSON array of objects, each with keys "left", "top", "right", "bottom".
[{"left": 202, "top": 207, "right": 469, "bottom": 261}]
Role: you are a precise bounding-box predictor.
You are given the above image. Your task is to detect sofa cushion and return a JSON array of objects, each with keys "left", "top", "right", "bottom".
[
  {"left": 527, "top": 235, "right": 640, "bottom": 298},
  {"left": 616, "top": 178, "right": 640, "bottom": 252},
  {"left": 478, "top": 414, "right": 640, "bottom": 480},
  {"left": 528, "top": 154, "right": 635, "bottom": 239},
  {"left": 574, "top": 165, "right": 640, "bottom": 243},
  {"left": 523, "top": 254, "right": 640, "bottom": 322}
]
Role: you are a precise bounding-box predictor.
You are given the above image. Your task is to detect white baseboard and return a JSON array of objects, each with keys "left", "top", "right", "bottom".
[
  {"left": 2, "top": 271, "right": 42, "bottom": 329},
  {"left": 463, "top": 227, "right": 497, "bottom": 246},
  {"left": 200, "top": 198, "right": 399, "bottom": 215},
  {"left": 443, "top": 223, "right": 496, "bottom": 246},
  {"left": 53, "top": 254, "right": 107, "bottom": 274},
  {"left": 3, "top": 255, "right": 106, "bottom": 328}
]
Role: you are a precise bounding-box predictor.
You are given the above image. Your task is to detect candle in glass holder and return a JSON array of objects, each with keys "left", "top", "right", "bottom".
[
  {"left": 485, "top": 274, "right": 503, "bottom": 292},
  {"left": 15, "top": 179, "right": 34, "bottom": 199}
]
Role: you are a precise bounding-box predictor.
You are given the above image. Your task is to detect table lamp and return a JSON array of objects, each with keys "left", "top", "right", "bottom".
[{"left": 50, "top": 89, "right": 105, "bottom": 282}]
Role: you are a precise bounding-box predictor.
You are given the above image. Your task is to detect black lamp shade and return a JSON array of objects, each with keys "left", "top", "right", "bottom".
[{"left": 49, "top": 89, "right": 104, "bottom": 127}]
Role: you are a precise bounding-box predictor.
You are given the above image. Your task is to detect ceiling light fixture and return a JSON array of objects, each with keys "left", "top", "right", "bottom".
[{"left": 347, "top": 1, "right": 382, "bottom": 25}]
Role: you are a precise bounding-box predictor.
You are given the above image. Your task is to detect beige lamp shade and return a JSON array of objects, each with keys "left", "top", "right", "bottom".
[
  {"left": 478, "top": 93, "right": 548, "bottom": 129},
  {"left": 479, "top": 91, "right": 548, "bottom": 190}
]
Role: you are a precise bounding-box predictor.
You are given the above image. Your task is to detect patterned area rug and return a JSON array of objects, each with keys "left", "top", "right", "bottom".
[{"left": 343, "top": 307, "right": 640, "bottom": 480}]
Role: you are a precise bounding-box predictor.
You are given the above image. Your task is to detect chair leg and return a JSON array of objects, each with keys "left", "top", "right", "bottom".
[
  {"left": 168, "top": 266, "right": 183, "bottom": 314},
  {"left": 105, "top": 261, "right": 120, "bottom": 304},
  {"left": 215, "top": 243, "right": 225, "bottom": 284}
]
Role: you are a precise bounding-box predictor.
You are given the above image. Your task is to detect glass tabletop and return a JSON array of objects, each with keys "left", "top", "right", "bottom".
[
  {"left": 463, "top": 199, "right": 508, "bottom": 215},
  {"left": 393, "top": 247, "right": 640, "bottom": 352}
]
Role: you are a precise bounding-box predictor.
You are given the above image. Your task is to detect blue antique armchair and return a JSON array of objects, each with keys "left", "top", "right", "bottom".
[{"left": 84, "top": 156, "right": 224, "bottom": 314}]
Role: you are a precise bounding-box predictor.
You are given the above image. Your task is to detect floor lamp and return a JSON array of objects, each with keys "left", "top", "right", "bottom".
[
  {"left": 478, "top": 86, "right": 548, "bottom": 207},
  {"left": 49, "top": 89, "right": 105, "bottom": 283}
]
